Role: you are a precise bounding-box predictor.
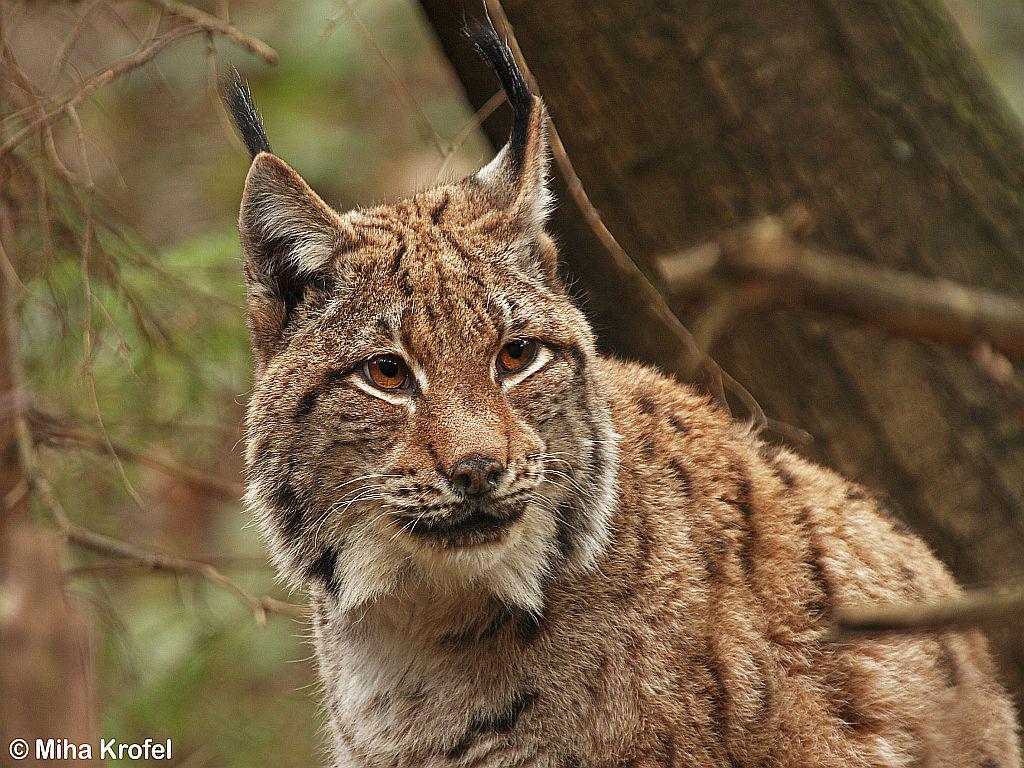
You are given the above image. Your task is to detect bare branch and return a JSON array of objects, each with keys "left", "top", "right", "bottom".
[
  {"left": 0, "top": 25, "right": 200, "bottom": 159},
  {"left": 833, "top": 587, "right": 1024, "bottom": 636},
  {"left": 63, "top": 522, "right": 306, "bottom": 623},
  {"left": 138, "top": 0, "right": 278, "bottom": 63},
  {"left": 27, "top": 410, "right": 244, "bottom": 500},
  {"left": 655, "top": 214, "right": 1024, "bottom": 360}
]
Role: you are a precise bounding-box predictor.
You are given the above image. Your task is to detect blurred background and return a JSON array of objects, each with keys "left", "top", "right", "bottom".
[{"left": 0, "top": 0, "right": 1022, "bottom": 765}]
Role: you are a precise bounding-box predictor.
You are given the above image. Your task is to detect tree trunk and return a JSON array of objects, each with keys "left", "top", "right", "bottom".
[
  {"left": 1, "top": 192, "right": 98, "bottom": 765},
  {"left": 418, "top": 0, "right": 1024, "bottom": 713}
]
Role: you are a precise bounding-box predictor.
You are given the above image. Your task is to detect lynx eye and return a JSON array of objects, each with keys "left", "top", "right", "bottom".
[
  {"left": 497, "top": 339, "right": 538, "bottom": 376},
  {"left": 363, "top": 355, "right": 411, "bottom": 392}
]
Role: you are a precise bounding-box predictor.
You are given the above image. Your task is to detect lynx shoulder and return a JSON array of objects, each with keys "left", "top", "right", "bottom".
[{"left": 228, "top": 29, "right": 1021, "bottom": 768}]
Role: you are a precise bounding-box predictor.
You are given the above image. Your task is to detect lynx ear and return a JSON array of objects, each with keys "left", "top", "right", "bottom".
[
  {"left": 226, "top": 72, "right": 351, "bottom": 367},
  {"left": 469, "top": 26, "right": 552, "bottom": 243},
  {"left": 238, "top": 153, "right": 349, "bottom": 366}
]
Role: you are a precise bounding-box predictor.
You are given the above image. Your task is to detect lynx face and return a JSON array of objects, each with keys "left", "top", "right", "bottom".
[{"left": 235, "top": 57, "right": 618, "bottom": 614}]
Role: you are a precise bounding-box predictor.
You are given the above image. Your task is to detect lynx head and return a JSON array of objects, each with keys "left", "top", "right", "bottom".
[{"left": 230, "top": 29, "right": 619, "bottom": 616}]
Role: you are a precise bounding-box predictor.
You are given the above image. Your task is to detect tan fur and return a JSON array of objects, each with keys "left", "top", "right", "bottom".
[{"left": 238, "top": 90, "right": 1020, "bottom": 767}]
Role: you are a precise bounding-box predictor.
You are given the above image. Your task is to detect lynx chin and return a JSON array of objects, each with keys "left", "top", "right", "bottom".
[{"left": 227, "top": 27, "right": 1020, "bottom": 768}]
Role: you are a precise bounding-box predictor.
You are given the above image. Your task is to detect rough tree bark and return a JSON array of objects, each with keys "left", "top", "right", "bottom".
[{"left": 418, "top": 0, "right": 1024, "bottom": 712}]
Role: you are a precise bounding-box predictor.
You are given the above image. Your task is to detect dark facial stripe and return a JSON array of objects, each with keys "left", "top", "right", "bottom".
[
  {"left": 272, "top": 475, "right": 303, "bottom": 538},
  {"left": 307, "top": 547, "right": 339, "bottom": 597},
  {"left": 295, "top": 390, "right": 318, "bottom": 419},
  {"left": 440, "top": 603, "right": 514, "bottom": 647},
  {"left": 555, "top": 500, "right": 577, "bottom": 561},
  {"left": 294, "top": 368, "right": 349, "bottom": 420},
  {"left": 446, "top": 690, "right": 540, "bottom": 760}
]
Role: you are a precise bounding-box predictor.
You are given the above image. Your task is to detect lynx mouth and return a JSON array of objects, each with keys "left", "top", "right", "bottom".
[{"left": 397, "top": 500, "right": 527, "bottom": 548}]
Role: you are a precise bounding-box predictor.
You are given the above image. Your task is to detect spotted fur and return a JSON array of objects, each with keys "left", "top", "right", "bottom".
[{"left": 232, "top": 29, "right": 1020, "bottom": 768}]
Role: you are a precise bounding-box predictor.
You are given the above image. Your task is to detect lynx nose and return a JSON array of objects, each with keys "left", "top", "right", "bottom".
[{"left": 450, "top": 456, "right": 504, "bottom": 496}]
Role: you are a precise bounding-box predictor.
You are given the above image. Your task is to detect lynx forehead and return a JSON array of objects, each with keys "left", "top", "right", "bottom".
[
  {"left": 232, "top": 33, "right": 617, "bottom": 618},
  {"left": 229, "top": 27, "right": 1020, "bottom": 768}
]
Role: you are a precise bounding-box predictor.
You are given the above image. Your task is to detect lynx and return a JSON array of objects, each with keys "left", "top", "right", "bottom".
[{"left": 228, "top": 28, "right": 1021, "bottom": 768}]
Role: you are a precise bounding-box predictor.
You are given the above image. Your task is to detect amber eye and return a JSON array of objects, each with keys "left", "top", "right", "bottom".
[
  {"left": 363, "top": 355, "right": 411, "bottom": 392},
  {"left": 497, "top": 339, "right": 538, "bottom": 376}
]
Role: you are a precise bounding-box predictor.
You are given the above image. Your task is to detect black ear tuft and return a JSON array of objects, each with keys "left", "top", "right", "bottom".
[
  {"left": 224, "top": 67, "right": 272, "bottom": 159},
  {"left": 467, "top": 22, "right": 534, "bottom": 171}
]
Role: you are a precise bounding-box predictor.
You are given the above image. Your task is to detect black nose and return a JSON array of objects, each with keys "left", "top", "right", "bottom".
[{"left": 450, "top": 456, "right": 504, "bottom": 496}]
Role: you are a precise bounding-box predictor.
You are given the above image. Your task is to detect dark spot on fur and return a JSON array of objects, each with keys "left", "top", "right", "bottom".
[
  {"left": 654, "top": 732, "right": 677, "bottom": 764},
  {"left": 704, "top": 651, "right": 730, "bottom": 740},
  {"left": 798, "top": 507, "right": 834, "bottom": 615},
  {"left": 399, "top": 271, "right": 414, "bottom": 296},
  {"left": 875, "top": 497, "right": 914, "bottom": 536},
  {"left": 643, "top": 437, "right": 657, "bottom": 458},
  {"left": 295, "top": 389, "right": 319, "bottom": 419},
  {"left": 759, "top": 443, "right": 797, "bottom": 488},
  {"left": 735, "top": 472, "right": 753, "bottom": 521},
  {"left": 389, "top": 236, "right": 407, "bottom": 274},
  {"left": 731, "top": 468, "right": 756, "bottom": 576},
  {"left": 561, "top": 757, "right": 582, "bottom": 768},
  {"left": 776, "top": 465, "right": 797, "bottom": 489},
  {"left": 846, "top": 485, "right": 868, "bottom": 500},
  {"left": 307, "top": 548, "right": 339, "bottom": 596},
  {"left": 446, "top": 690, "right": 539, "bottom": 759},
  {"left": 273, "top": 477, "right": 303, "bottom": 537},
  {"left": 555, "top": 501, "right": 577, "bottom": 560},
  {"left": 670, "top": 459, "right": 692, "bottom": 495},
  {"left": 669, "top": 413, "right": 690, "bottom": 434},
  {"left": 936, "top": 641, "right": 962, "bottom": 688},
  {"left": 638, "top": 396, "right": 658, "bottom": 415},
  {"left": 514, "top": 606, "right": 545, "bottom": 645},
  {"left": 430, "top": 193, "right": 449, "bottom": 224}
]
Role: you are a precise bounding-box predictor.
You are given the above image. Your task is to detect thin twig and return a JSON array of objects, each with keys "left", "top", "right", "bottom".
[
  {"left": 0, "top": 24, "right": 201, "bottom": 159},
  {"left": 27, "top": 410, "right": 244, "bottom": 500},
  {"left": 63, "top": 522, "right": 306, "bottom": 624},
  {"left": 335, "top": 0, "right": 447, "bottom": 157},
  {"left": 434, "top": 89, "right": 505, "bottom": 180}
]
